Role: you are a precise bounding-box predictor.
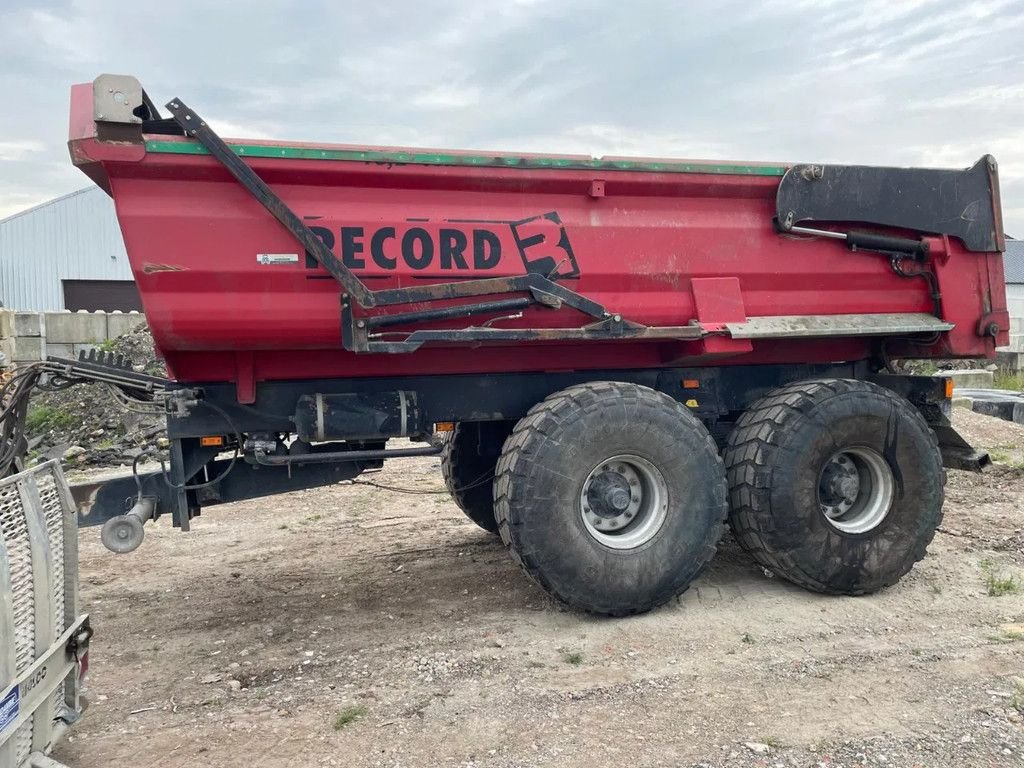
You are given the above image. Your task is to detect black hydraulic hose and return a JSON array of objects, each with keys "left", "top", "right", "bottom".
[
  {"left": 155, "top": 399, "right": 244, "bottom": 491},
  {"left": 891, "top": 257, "right": 943, "bottom": 318}
]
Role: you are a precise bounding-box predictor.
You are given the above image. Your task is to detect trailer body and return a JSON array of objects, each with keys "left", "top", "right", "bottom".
[{"left": 63, "top": 75, "right": 1009, "bottom": 615}]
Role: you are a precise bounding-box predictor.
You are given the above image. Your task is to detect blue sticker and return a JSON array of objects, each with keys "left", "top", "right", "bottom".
[{"left": 0, "top": 686, "right": 18, "bottom": 732}]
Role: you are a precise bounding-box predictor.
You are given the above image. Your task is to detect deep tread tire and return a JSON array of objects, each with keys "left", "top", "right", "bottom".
[
  {"left": 441, "top": 422, "right": 513, "bottom": 534},
  {"left": 724, "top": 378, "right": 945, "bottom": 595},
  {"left": 494, "top": 382, "right": 728, "bottom": 616}
]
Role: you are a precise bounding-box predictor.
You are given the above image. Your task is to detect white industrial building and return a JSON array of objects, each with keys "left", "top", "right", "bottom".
[
  {"left": 0, "top": 187, "right": 138, "bottom": 312},
  {"left": 1003, "top": 240, "right": 1024, "bottom": 362}
]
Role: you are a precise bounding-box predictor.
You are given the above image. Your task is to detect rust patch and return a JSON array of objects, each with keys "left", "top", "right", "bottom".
[{"left": 142, "top": 263, "right": 186, "bottom": 274}]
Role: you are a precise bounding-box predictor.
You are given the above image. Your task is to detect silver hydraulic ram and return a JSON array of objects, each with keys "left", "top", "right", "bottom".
[{"left": 100, "top": 497, "right": 156, "bottom": 554}]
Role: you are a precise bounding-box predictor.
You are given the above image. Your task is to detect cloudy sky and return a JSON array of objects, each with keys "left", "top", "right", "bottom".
[{"left": 2, "top": 0, "right": 1023, "bottom": 234}]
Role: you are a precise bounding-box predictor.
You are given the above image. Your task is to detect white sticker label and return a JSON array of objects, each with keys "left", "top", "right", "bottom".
[{"left": 256, "top": 253, "right": 299, "bottom": 265}]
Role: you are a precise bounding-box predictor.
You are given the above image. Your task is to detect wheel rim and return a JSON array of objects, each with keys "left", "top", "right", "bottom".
[
  {"left": 579, "top": 454, "right": 668, "bottom": 549},
  {"left": 817, "top": 447, "right": 895, "bottom": 534}
]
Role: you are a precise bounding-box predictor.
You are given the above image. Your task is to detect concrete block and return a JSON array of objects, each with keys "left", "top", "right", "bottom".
[
  {"left": 0, "top": 310, "right": 12, "bottom": 338},
  {"left": 44, "top": 311, "right": 107, "bottom": 344},
  {"left": 972, "top": 399, "right": 1016, "bottom": 421},
  {"left": 0, "top": 337, "right": 14, "bottom": 365},
  {"left": 45, "top": 343, "right": 75, "bottom": 360},
  {"left": 13, "top": 312, "right": 44, "bottom": 337},
  {"left": 938, "top": 368, "right": 994, "bottom": 389},
  {"left": 1010, "top": 316, "right": 1024, "bottom": 334},
  {"left": 106, "top": 311, "right": 146, "bottom": 338},
  {"left": 952, "top": 396, "right": 974, "bottom": 410},
  {"left": 11, "top": 336, "right": 44, "bottom": 362},
  {"left": 1016, "top": 403, "right": 1024, "bottom": 425}
]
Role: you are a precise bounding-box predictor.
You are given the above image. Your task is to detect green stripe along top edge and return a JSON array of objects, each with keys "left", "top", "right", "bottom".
[{"left": 143, "top": 140, "right": 788, "bottom": 177}]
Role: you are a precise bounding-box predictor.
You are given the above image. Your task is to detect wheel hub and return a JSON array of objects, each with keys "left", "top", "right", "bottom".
[
  {"left": 586, "top": 472, "right": 633, "bottom": 517},
  {"left": 580, "top": 455, "right": 669, "bottom": 550},
  {"left": 817, "top": 448, "right": 895, "bottom": 534}
]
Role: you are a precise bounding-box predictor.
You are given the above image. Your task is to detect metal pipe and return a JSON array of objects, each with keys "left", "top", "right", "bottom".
[
  {"left": 789, "top": 225, "right": 848, "bottom": 240},
  {"left": 366, "top": 297, "right": 531, "bottom": 329},
  {"left": 253, "top": 443, "right": 443, "bottom": 467}
]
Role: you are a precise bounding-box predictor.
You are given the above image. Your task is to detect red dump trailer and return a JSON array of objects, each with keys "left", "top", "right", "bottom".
[{"left": 66, "top": 74, "right": 1008, "bottom": 615}]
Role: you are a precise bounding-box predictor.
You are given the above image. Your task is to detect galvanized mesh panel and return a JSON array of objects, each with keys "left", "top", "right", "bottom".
[
  {"left": 0, "top": 479, "right": 35, "bottom": 763},
  {"left": 35, "top": 470, "right": 69, "bottom": 728},
  {"left": 1, "top": 462, "right": 77, "bottom": 764}
]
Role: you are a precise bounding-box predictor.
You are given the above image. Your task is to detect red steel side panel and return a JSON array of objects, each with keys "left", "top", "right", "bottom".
[{"left": 68, "top": 97, "right": 1007, "bottom": 387}]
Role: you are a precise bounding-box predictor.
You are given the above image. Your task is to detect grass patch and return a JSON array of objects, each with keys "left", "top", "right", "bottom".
[
  {"left": 993, "top": 368, "right": 1024, "bottom": 392},
  {"left": 563, "top": 650, "right": 584, "bottom": 665},
  {"left": 25, "top": 405, "right": 77, "bottom": 433},
  {"left": 333, "top": 705, "right": 366, "bottom": 729},
  {"left": 980, "top": 559, "right": 1021, "bottom": 596},
  {"left": 988, "top": 629, "right": 1024, "bottom": 644}
]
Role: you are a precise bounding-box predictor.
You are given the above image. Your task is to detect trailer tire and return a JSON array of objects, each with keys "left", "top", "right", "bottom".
[
  {"left": 441, "top": 422, "right": 513, "bottom": 534},
  {"left": 494, "top": 382, "right": 728, "bottom": 616},
  {"left": 724, "top": 378, "right": 944, "bottom": 595}
]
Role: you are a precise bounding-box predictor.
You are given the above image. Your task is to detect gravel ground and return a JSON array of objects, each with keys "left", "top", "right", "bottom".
[{"left": 52, "top": 409, "right": 1024, "bottom": 768}]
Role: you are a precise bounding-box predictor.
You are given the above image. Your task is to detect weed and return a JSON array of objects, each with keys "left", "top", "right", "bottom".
[
  {"left": 986, "top": 573, "right": 1020, "bottom": 597},
  {"left": 991, "top": 450, "right": 1011, "bottom": 463},
  {"left": 99, "top": 338, "right": 118, "bottom": 353},
  {"left": 333, "top": 705, "right": 366, "bottom": 729},
  {"left": 563, "top": 650, "right": 584, "bottom": 665},
  {"left": 993, "top": 368, "right": 1024, "bottom": 392},
  {"left": 911, "top": 648, "right": 922, "bottom": 656},
  {"left": 306, "top": 513, "right": 323, "bottom": 522},
  {"left": 25, "top": 405, "right": 77, "bottom": 434},
  {"left": 277, "top": 523, "right": 288, "bottom": 530},
  {"left": 988, "top": 629, "right": 1024, "bottom": 644},
  {"left": 1013, "top": 681, "right": 1024, "bottom": 714},
  {"left": 980, "top": 559, "right": 1021, "bottom": 596},
  {"left": 741, "top": 633, "right": 755, "bottom": 644},
  {"left": 929, "top": 582, "right": 943, "bottom": 595},
  {"left": 762, "top": 736, "right": 782, "bottom": 749}
]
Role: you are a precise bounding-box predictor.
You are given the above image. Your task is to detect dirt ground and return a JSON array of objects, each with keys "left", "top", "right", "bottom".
[{"left": 53, "top": 409, "right": 1024, "bottom": 768}]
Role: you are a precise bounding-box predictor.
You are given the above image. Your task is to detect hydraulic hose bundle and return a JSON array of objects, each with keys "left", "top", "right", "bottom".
[{"left": 0, "top": 355, "right": 167, "bottom": 478}]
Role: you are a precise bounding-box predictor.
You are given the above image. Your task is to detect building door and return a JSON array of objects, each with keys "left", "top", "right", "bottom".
[{"left": 62, "top": 280, "right": 143, "bottom": 312}]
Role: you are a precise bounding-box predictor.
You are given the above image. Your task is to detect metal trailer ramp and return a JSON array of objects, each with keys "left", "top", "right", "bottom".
[{"left": 0, "top": 461, "right": 90, "bottom": 768}]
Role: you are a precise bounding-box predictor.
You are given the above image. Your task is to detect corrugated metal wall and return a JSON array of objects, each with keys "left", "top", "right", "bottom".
[
  {"left": 1005, "top": 240, "right": 1024, "bottom": 285},
  {"left": 0, "top": 187, "right": 132, "bottom": 311}
]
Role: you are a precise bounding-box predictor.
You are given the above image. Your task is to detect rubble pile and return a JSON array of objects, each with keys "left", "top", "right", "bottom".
[{"left": 25, "top": 323, "right": 167, "bottom": 468}]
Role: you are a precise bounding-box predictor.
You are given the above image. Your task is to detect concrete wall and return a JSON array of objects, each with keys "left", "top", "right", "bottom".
[{"left": 0, "top": 309, "right": 145, "bottom": 365}]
